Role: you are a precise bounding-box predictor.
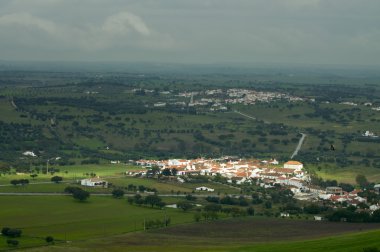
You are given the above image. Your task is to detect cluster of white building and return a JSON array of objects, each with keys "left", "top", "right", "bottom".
[
  {"left": 340, "top": 101, "right": 380, "bottom": 112},
  {"left": 318, "top": 188, "right": 367, "bottom": 206},
  {"left": 132, "top": 158, "right": 309, "bottom": 193},
  {"left": 362, "top": 130, "right": 378, "bottom": 138},
  {"left": 129, "top": 158, "right": 380, "bottom": 209},
  {"left": 147, "top": 88, "right": 308, "bottom": 111},
  {"left": 225, "top": 89, "right": 305, "bottom": 105},
  {"left": 131, "top": 158, "right": 375, "bottom": 208},
  {"left": 339, "top": 101, "right": 358, "bottom": 106}
]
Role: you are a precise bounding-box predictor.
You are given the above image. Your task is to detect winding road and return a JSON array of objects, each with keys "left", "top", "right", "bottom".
[
  {"left": 0, "top": 192, "right": 250, "bottom": 198},
  {"left": 233, "top": 110, "right": 307, "bottom": 159},
  {"left": 291, "top": 133, "right": 307, "bottom": 159}
]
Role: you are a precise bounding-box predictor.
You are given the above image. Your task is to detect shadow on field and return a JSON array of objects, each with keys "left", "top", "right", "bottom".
[
  {"left": 137, "top": 218, "right": 380, "bottom": 244},
  {"left": 107, "top": 218, "right": 380, "bottom": 246},
  {"left": 23, "top": 218, "right": 380, "bottom": 252}
]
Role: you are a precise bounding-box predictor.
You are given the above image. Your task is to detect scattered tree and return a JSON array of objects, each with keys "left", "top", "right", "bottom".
[
  {"left": 6, "top": 239, "right": 19, "bottom": 247},
  {"left": 45, "top": 236, "right": 54, "bottom": 244},
  {"left": 194, "top": 212, "right": 201, "bottom": 222},
  {"left": 177, "top": 201, "right": 194, "bottom": 211},
  {"left": 161, "top": 168, "right": 172, "bottom": 176},
  {"left": 204, "top": 203, "right": 222, "bottom": 212},
  {"left": 145, "top": 195, "right": 162, "bottom": 208},
  {"left": 247, "top": 206, "right": 255, "bottom": 216},
  {"left": 185, "top": 194, "right": 197, "bottom": 201},
  {"left": 64, "top": 186, "right": 90, "bottom": 202},
  {"left": 10, "top": 179, "right": 29, "bottom": 186},
  {"left": 51, "top": 176, "right": 63, "bottom": 183},
  {"left": 356, "top": 174, "right": 369, "bottom": 188},
  {"left": 112, "top": 189, "right": 125, "bottom": 198},
  {"left": 265, "top": 201, "right": 272, "bottom": 209},
  {"left": 1, "top": 227, "right": 22, "bottom": 238},
  {"left": 30, "top": 174, "right": 38, "bottom": 180}
]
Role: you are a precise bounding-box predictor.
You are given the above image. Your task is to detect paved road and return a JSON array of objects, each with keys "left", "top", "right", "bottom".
[
  {"left": 0, "top": 192, "right": 192, "bottom": 197},
  {"left": 234, "top": 109, "right": 306, "bottom": 158},
  {"left": 10, "top": 99, "right": 17, "bottom": 109},
  {"left": 0, "top": 181, "right": 72, "bottom": 187},
  {"left": 291, "top": 133, "right": 307, "bottom": 159},
  {"left": 0, "top": 192, "right": 252, "bottom": 198},
  {"left": 0, "top": 192, "right": 93, "bottom": 196}
]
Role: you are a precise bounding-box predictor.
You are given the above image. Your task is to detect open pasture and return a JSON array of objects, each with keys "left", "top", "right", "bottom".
[
  {"left": 23, "top": 217, "right": 380, "bottom": 252},
  {"left": 0, "top": 195, "right": 193, "bottom": 250}
]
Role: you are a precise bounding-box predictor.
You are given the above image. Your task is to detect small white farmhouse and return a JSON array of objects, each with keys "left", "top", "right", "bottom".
[
  {"left": 280, "top": 212, "right": 290, "bottom": 217},
  {"left": 195, "top": 186, "right": 214, "bottom": 192},
  {"left": 23, "top": 151, "right": 37, "bottom": 157},
  {"left": 80, "top": 178, "right": 108, "bottom": 188}
]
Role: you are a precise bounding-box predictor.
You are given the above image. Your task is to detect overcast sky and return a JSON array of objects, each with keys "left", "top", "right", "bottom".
[{"left": 0, "top": 0, "right": 379, "bottom": 66}]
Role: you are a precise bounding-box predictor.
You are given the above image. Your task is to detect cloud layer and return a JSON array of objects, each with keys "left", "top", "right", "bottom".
[{"left": 0, "top": 0, "right": 379, "bottom": 66}]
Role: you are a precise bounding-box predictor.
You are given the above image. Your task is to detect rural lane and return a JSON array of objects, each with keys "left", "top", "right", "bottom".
[
  {"left": 0, "top": 192, "right": 251, "bottom": 198},
  {"left": 290, "top": 133, "right": 307, "bottom": 159}
]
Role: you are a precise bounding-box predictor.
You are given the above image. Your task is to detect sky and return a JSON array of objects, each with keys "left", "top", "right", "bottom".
[{"left": 0, "top": 0, "right": 379, "bottom": 66}]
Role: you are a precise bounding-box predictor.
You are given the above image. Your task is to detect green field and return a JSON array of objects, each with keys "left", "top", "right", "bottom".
[
  {"left": 0, "top": 195, "right": 194, "bottom": 250},
  {"left": 1, "top": 71, "right": 380, "bottom": 183},
  {"left": 19, "top": 217, "right": 380, "bottom": 252},
  {"left": 315, "top": 166, "right": 380, "bottom": 184},
  {"left": 0, "top": 163, "right": 239, "bottom": 194},
  {"left": 236, "top": 231, "right": 380, "bottom": 252}
]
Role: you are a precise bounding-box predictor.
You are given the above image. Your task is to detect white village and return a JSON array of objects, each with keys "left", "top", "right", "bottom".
[{"left": 116, "top": 157, "right": 378, "bottom": 213}]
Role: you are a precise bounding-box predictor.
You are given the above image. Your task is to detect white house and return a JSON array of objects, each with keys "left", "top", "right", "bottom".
[
  {"left": 195, "top": 186, "right": 214, "bottom": 192},
  {"left": 168, "top": 159, "right": 189, "bottom": 166},
  {"left": 153, "top": 102, "right": 166, "bottom": 107},
  {"left": 81, "top": 178, "right": 108, "bottom": 188},
  {"left": 236, "top": 177, "right": 252, "bottom": 185},
  {"left": 23, "top": 151, "right": 37, "bottom": 157},
  {"left": 370, "top": 204, "right": 380, "bottom": 211},
  {"left": 318, "top": 193, "right": 333, "bottom": 200},
  {"left": 288, "top": 178, "right": 304, "bottom": 188},
  {"left": 269, "top": 159, "right": 279, "bottom": 165},
  {"left": 353, "top": 196, "right": 367, "bottom": 203},
  {"left": 374, "top": 184, "right": 380, "bottom": 194},
  {"left": 363, "top": 131, "right": 378, "bottom": 137},
  {"left": 284, "top": 161, "right": 303, "bottom": 170},
  {"left": 126, "top": 170, "right": 146, "bottom": 176},
  {"left": 177, "top": 177, "right": 185, "bottom": 183}
]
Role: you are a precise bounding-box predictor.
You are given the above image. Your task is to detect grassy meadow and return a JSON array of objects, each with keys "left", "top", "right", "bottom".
[
  {"left": 0, "top": 195, "right": 194, "bottom": 250},
  {"left": 0, "top": 164, "right": 239, "bottom": 194},
  {"left": 19, "top": 218, "right": 380, "bottom": 252}
]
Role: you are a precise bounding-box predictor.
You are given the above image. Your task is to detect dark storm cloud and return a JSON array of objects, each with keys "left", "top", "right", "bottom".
[{"left": 0, "top": 0, "right": 379, "bottom": 66}]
